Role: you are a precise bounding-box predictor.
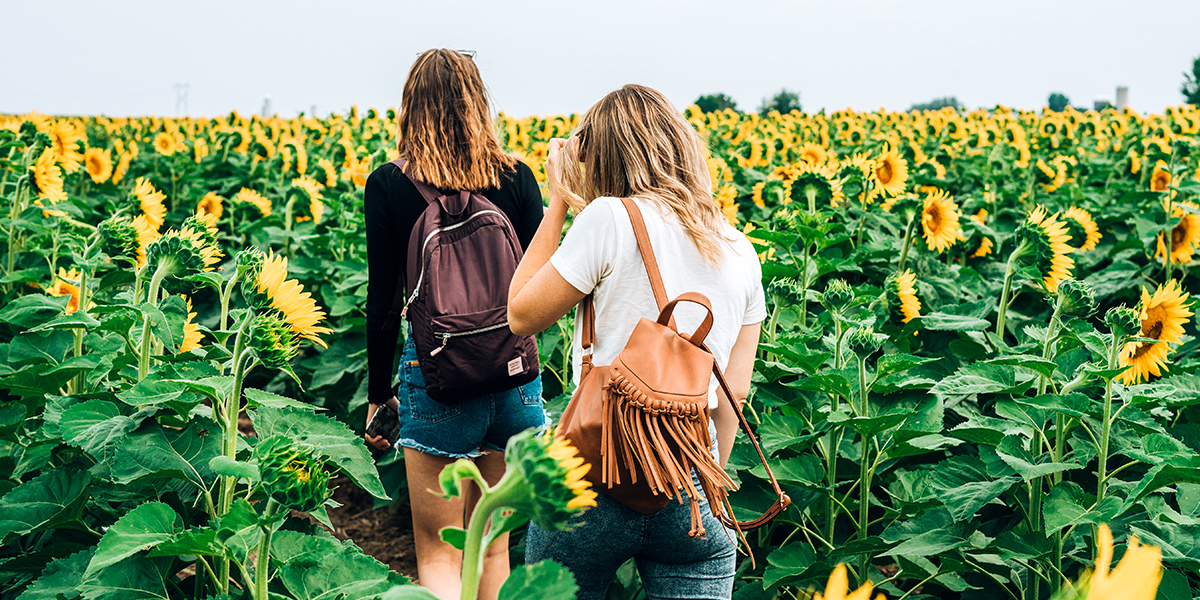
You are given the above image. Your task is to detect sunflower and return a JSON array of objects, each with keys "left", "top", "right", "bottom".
[
  {"left": 179, "top": 296, "right": 203, "bottom": 353},
  {"left": 46, "top": 268, "right": 81, "bottom": 315},
  {"left": 1118, "top": 279, "right": 1192, "bottom": 385},
  {"left": 1062, "top": 206, "right": 1102, "bottom": 251},
  {"left": 154, "top": 132, "right": 176, "bottom": 156},
  {"left": 112, "top": 150, "right": 134, "bottom": 185},
  {"left": 870, "top": 144, "right": 909, "bottom": 200},
  {"left": 889, "top": 269, "right": 922, "bottom": 324},
  {"left": 790, "top": 162, "right": 844, "bottom": 208},
  {"left": 968, "top": 209, "right": 994, "bottom": 257},
  {"left": 1155, "top": 202, "right": 1200, "bottom": 264},
  {"left": 316, "top": 158, "right": 338, "bottom": 187},
  {"left": 83, "top": 148, "right": 113, "bottom": 184},
  {"left": 254, "top": 251, "right": 333, "bottom": 348},
  {"left": 47, "top": 120, "right": 84, "bottom": 173},
  {"left": 920, "top": 188, "right": 963, "bottom": 254},
  {"left": 193, "top": 138, "right": 209, "bottom": 163},
  {"left": 196, "top": 192, "right": 224, "bottom": 222},
  {"left": 799, "top": 142, "right": 828, "bottom": 167},
  {"left": 493, "top": 428, "right": 596, "bottom": 530},
  {"left": 1083, "top": 524, "right": 1162, "bottom": 600},
  {"left": 30, "top": 148, "right": 67, "bottom": 203},
  {"left": 1018, "top": 207, "right": 1075, "bottom": 293},
  {"left": 131, "top": 215, "right": 161, "bottom": 269},
  {"left": 232, "top": 188, "right": 272, "bottom": 217},
  {"left": 814, "top": 564, "right": 883, "bottom": 600},
  {"left": 1149, "top": 160, "right": 1171, "bottom": 193},
  {"left": 291, "top": 176, "right": 325, "bottom": 224},
  {"left": 715, "top": 184, "right": 738, "bottom": 225},
  {"left": 133, "top": 178, "right": 167, "bottom": 232},
  {"left": 751, "top": 181, "right": 767, "bottom": 208}
]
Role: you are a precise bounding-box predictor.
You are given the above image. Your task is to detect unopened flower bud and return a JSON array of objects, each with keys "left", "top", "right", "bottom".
[
  {"left": 1104, "top": 306, "right": 1141, "bottom": 341},
  {"left": 821, "top": 279, "right": 854, "bottom": 312},
  {"left": 1057, "top": 279, "right": 1096, "bottom": 319},
  {"left": 848, "top": 327, "right": 886, "bottom": 358}
]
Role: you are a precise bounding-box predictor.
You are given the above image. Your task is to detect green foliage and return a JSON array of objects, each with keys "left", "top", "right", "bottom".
[
  {"left": 908, "top": 96, "right": 964, "bottom": 112},
  {"left": 693, "top": 93, "right": 739, "bottom": 113},
  {"left": 1184, "top": 55, "right": 1200, "bottom": 105},
  {"left": 757, "top": 88, "right": 802, "bottom": 115},
  {"left": 1048, "top": 92, "right": 1071, "bottom": 112}
]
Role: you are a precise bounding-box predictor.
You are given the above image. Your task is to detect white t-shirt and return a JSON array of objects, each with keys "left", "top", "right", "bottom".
[{"left": 550, "top": 196, "right": 768, "bottom": 408}]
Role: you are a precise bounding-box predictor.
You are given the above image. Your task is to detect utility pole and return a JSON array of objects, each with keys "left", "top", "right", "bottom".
[{"left": 174, "top": 83, "right": 190, "bottom": 116}]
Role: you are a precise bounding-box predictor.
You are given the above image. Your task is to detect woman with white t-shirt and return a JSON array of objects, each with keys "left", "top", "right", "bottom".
[{"left": 507, "top": 84, "right": 766, "bottom": 599}]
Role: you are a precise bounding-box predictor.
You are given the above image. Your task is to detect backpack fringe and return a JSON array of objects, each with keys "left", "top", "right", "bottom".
[{"left": 602, "top": 372, "right": 738, "bottom": 538}]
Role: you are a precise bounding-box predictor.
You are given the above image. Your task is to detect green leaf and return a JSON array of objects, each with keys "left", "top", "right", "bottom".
[
  {"left": 930, "top": 364, "right": 1032, "bottom": 404},
  {"left": 0, "top": 467, "right": 91, "bottom": 544},
  {"left": 377, "top": 586, "right": 441, "bottom": 600},
  {"left": 498, "top": 560, "right": 579, "bottom": 600},
  {"left": 85, "top": 502, "right": 180, "bottom": 577},
  {"left": 28, "top": 312, "right": 101, "bottom": 332},
  {"left": 208, "top": 456, "right": 260, "bottom": 483},
  {"left": 110, "top": 417, "right": 221, "bottom": 488},
  {"left": 763, "top": 542, "right": 828, "bottom": 589},
  {"left": 929, "top": 456, "right": 1018, "bottom": 520},
  {"left": 1121, "top": 457, "right": 1200, "bottom": 514},
  {"left": 277, "top": 545, "right": 406, "bottom": 600},
  {"left": 244, "top": 388, "right": 321, "bottom": 411},
  {"left": 1043, "top": 482, "right": 1119, "bottom": 535},
  {"left": 982, "top": 355, "right": 1059, "bottom": 379},
  {"left": 439, "top": 527, "right": 466, "bottom": 551},
  {"left": 787, "top": 373, "right": 850, "bottom": 398},
  {"left": 876, "top": 353, "right": 938, "bottom": 377},
  {"left": 79, "top": 555, "right": 170, "bottom": 600},
  {"left": 15, "top": 547, "right": 93, "bottom": 600},
  {"left": 269, "top": 530, "right": 346, "bottom": 565},
  {"left": 889, "top": 526, "right": 970, "bottom": 557},
  {"left": 149, "top": 526, "right": 228, "bottom": 559},
  {"left": 829, "top": 410, "right": 909, "bottom": 436},
  {"left": 758, "top": 413, "right": 819, "bottom": 456},
  {"left": 250, "top": 407, "right": 390, "bottom": 501},
  {"left": 0, "top": 294, "right": 70, "bottom": 329},
  {"left": 995, "top": 435, "right": 1083, "bottom": 482},
  {"left": 163, "top": 376, "right": 232, "bottom": 403},
  {"left": 910, "top": 313, "right": 991, "bottom": 332},
  {"left": 750, "top": 455, "right": 824, "bottom": 490},
  {"left": 60, "top": 399, "right": 157, "bottom": 459}
]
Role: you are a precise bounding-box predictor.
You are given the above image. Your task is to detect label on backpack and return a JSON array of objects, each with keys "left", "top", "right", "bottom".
[{"left": 507, "top": 357, "right": 523, "bottom": 376}]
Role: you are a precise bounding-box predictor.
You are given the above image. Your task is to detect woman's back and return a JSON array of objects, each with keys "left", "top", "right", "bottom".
[{"left": 552, "top": 195, "right": 766, "bottom": 407}]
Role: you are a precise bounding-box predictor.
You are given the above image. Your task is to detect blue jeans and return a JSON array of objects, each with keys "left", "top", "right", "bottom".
[
  {"left": 395, "top": 338, "right": 548, "bottom": 458},
  {"left": 525, "top": 423, "right": 734, "bottom": 599}
]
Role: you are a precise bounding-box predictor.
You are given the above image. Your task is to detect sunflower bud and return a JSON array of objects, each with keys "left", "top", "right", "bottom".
[
  {"left": 98, "top": 215, "right": 140, "bottom": 264},
  {"left": 1105, "top": 306, "right": 1141, "bottom": 342},
  {"left": 250, "top": 313, "right": 301, "bottom": 369},
  {"left": 500, "top": 428, "right": 596, "bottom": 530},
  {"left": 848, "top": 327, "right": 886, "bottom": 358},
  {"left": 768, "top": 277, "right": 805, "bottom": 308},
  {"left": 253, "top": 434, "right": 332, "bottom": 513},
  {"left": 821, "top": 279, "right": 854, "bottom": 312},
  {"left": 1057, "top": 279, "right": 1096, "bottom": 319}
]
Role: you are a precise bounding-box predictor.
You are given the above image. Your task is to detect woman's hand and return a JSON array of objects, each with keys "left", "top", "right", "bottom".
[
  {"left": 364, "top": 396, "right": 400, "bottom": 451},
  {"left": 545, "top": 137, "right": 568, "bottom": 203}
]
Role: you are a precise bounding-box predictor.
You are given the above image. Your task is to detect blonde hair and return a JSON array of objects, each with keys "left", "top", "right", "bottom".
[
  {"left": 550, "top": 84, "right": 726, "bottom": 263},
  {"left": 397, "top": 49, "right": 516, "bottom": 190}
]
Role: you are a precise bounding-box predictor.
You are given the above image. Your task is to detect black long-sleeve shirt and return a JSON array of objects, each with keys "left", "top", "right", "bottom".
[{"left": 364, "top": 160, "right": 544, "bottom": 404}]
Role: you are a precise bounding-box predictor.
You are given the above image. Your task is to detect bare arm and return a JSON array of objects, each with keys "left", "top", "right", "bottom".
[
  {"left": 508, "top": 139, "right": 586, "bottom": 336},
  {"left": 712, "top": 322, "right": 761, "bottom": 467}
]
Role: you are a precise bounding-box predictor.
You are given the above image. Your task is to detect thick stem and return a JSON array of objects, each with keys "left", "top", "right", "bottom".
[
  {"left": 218, "top": 317, "right": 253, "bottom": 591},
  {"left": 897, "top": 214, "right": 917, "bottom": 272},
  {"left": 460, "top": 480, "right": 508, "bottom": 600},
  {"left": 1097, "top": 339, "right": 1120, "bottom": 504},
  {"left": 138, "top": 260, "right": 172, "bottom": 380},
  {"left": 1163, "top": 152, "right": 1178, "bottom": 282},
  {"left": 856, "top": 356, "right": 872, "bottom": 582},
  {"left": 825, "top": 316, "right": 847, "bottom": 544},
  {"left": 995, "top": 253, "right": 1019, "bottom": 338},
  {"left": 254, "top": 499, "right": 278, "bottom": 600}
]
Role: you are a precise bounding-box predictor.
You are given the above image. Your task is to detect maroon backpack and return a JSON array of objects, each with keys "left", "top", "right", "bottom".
[{"left": 382, "top": 158, "right": 539, "bottom": 402}]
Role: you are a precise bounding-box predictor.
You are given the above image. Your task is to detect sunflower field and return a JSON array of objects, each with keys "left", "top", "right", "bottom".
[{"left": 0, "top": 101, "right": 1198, "bottom": 600}]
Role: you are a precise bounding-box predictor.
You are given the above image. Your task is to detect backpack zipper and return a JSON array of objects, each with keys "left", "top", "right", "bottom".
[
  {"left": 400, "top": 209, "right": 504, "bottom": 320},
  {"left": 429, "top": 321, "right": 511, "bottom": 356}
]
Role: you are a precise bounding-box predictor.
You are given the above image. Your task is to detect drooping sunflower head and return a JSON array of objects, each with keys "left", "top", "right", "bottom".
[
  {"left": 249, "top": 312, "right": 302, "bottom": 369},
  {"left": 870, "top": 144, "right": 909, "bottom": 199},
  {"left": 1078, "top": 524, "right": 1162, "bottom": 600},
  {"left": 132, "top": 177, "right": 167, "bottom": 232},
  {"left": 502, "top": 428, "right": 596, "bottom": 530},
  {"left": 30, "top": 148, "right": 67, "bottom": 204},
  {"left": 920, "top": 188, "right": 963, "bottom": 254},
  {"left": 317, "top": 158, "right": 338, "bottom": 187},
  {"left": 813, "top": 564, "right": 884, "bottom": 600},
  {"left": 247, "top": 251, "right": 332, "bottom": 349},
  {"left": 1118, "top": 279, "right": 1193, "bottom": 385},
  {"left": 46, "top": 268, "right": 81, "bottom": 315},
  {"left": 232, "top": 188, "right": 272, "bottom": 217},
  {"left": 790, "top": 163, "right": 843, "bottom": 208},
  {"left": 83, "top": 148, "right": 113, "bottom": 184},
  {"left": 143, "top": 229, "right": 215, "bottom": 293},
  {"left": 1154, "top": 201, "right": 1200, "bottom": 265},
  {"left": 886, "top": 269, "right": 922, "bottom": 325},
  {"left": 47, "top": 120, "right": 84, "bottom": 174},
  {"left": 98, "top": 215, "right": 141, "bottom": 265},
  {"left": 1056, "top": 279, "right": 1097, "bottom": 319},
  {"left": 1016, "top": 206, "right": 1075, "bottom": 293},
  {"left": 196, "top": 192, "right": 224, "bottom": 222},
  {"left": 253, "top": 434, "right": 332, "bottom": 514},
  {"left": 290, "top": 176, "right": 325, "bottom": 224},
  {"left": 1061, "top": 206, "right": 1102, "bottom": 252}
]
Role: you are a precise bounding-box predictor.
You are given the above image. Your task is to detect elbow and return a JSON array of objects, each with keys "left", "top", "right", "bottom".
[{"left": 507, "top": 306, "right": 537, "bottom": 337}]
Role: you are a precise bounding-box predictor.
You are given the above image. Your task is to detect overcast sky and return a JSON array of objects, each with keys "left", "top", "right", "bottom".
[{"left": 4, "top": 0, "right": 1199, "bottom": 118}]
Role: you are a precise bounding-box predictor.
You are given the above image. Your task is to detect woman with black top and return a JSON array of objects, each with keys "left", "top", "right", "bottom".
[{"left": 362, "top": 48, "right": 546, "bottom": 600}]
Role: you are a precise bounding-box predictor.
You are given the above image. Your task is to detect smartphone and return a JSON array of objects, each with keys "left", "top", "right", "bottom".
[{"left": 365, "top": 404, "right": 401, "bottom": 447}]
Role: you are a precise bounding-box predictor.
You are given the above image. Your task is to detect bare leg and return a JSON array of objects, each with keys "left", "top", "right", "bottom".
[
  {"left": 475, "top": 450, "right": 511, "bottom": 600},
  {"left": 404, "top": 447, "right": 464, "bottom": 600}
]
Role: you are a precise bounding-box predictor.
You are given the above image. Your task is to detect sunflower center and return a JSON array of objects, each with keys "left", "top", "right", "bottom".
[
  {"left": 877, "top": 161, "right": 894, "bottom": 185},
  {"left": 1142, "top": 307, "right": 1167, "bottom": 340},
  {"left": 1130, "top": 341, "right": 1158, "bottom": 360},
  {"left": 1172, "top": 222, "right": 1189, "bottom": 246},
  {"left": 924, "top": 206, "right": 942, "bottom": 231}
]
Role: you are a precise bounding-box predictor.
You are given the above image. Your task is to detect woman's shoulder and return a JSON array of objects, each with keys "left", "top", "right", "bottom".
[
  {"left": 719, "top": 223, "right": 762, "bottom": 264},
  {"left": 366, "top": 161, "right": 403, "bottom": 187}
]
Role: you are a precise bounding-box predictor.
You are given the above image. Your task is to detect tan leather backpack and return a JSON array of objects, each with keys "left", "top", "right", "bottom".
[{"left": 556, "top": 197, "right": 790, "bottom": 538}]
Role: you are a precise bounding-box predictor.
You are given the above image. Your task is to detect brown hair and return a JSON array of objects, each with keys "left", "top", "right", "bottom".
[
  {"left": 551, "top": 84, "right": 727, "bottom": 263},
  {"left": 397, "top": 49, "right": 516, "bottom": 190}
]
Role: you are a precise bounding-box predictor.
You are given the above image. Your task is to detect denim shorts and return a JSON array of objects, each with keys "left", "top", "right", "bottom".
[
  {"left": 394, "top": 337, "right": 549, "bottom": 459},
  {"left": 525, "top": 421, "right": 733, "bottom": 599}
]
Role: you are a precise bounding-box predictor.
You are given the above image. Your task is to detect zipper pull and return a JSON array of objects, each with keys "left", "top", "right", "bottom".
[
  {"left": 399, "top": 304, "right": 409, "bottom": 320},
  {"left": 429, "top": 334, "right": 449, "bottom": 357}
]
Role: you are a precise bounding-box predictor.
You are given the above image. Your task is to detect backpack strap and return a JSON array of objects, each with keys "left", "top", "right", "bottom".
[{"left": 381, "top": 158, "right": 438, "bottom": 330}]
